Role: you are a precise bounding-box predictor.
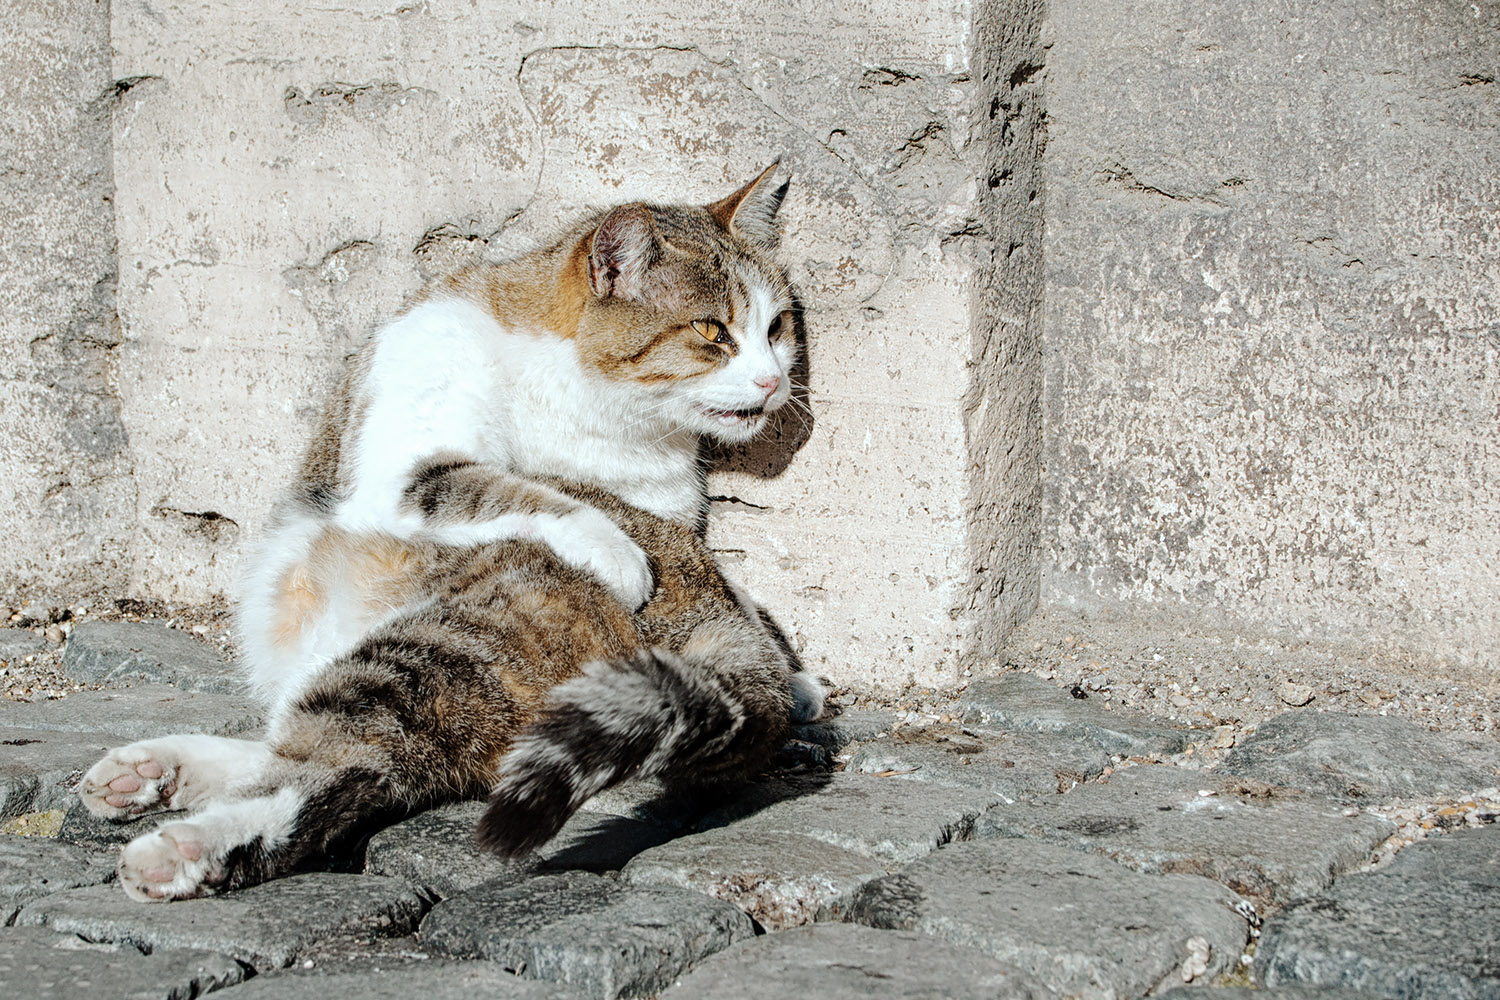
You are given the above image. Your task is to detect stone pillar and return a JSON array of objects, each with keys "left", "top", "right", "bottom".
[
  {"left": 0, "top": 0, "right": 134, "bottom": 601},
  {"left": 963, "top": 0, "right": 1047, "bottom": 665}
]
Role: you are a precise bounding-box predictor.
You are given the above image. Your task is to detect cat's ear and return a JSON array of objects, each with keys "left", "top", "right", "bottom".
[
  {"left": 589, "top": 204, "right": 660, "bottom": 301},
  {"left": 708, "top": 162, "right": 788, "bottom": 247}
]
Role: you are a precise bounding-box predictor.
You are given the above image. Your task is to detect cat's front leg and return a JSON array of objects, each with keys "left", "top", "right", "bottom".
[
  {"left": 400, "top": 457, "right": 654, "bottom": 609},
  {"left": 79, "top": 735, "right": 274, "bottom": 820}
]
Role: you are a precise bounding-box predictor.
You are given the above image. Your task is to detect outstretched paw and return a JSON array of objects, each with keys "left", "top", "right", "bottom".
[
  {"left": 80, "top": 746, "right": 179, "bottom": 820},
  {"left": 118, "top": 821, "right": 222, "bottom": 902}
]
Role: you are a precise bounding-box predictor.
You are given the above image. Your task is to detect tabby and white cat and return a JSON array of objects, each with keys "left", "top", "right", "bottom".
[{"left": 78, "top": 167, "right": 823, "bottom": 900}]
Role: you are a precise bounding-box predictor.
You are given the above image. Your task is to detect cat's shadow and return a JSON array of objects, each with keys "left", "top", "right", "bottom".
[{"left": 706, "top": 301, "right": 814, "bottom": 480}]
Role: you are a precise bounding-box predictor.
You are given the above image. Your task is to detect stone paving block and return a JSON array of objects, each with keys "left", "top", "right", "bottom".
[
  {"left": 366, "top": 801, "right": 540, "bottom": 898},
  {"left": 697, "top": 771, "right": 998, "bottom": 864},
  {"left": 366, "top": 800, "right": 678, "bottom": 898},
  {"left": 848, "top": 839, "right": 1251, "bottom": 1000},
  {"left": 1257, "top": 824, "right": 1500, "bottom": 997},
  {"left": 963, "top": 673, "right": 1192, "bottom": 756},
  {"left": 2, "top": 684, "right": 265, "bottom": 740},
  {"left": 539, "top": 809, "right": 678, "bottom": 872},
  {"left": 849, "top": 726, "right": 1108, "bottom": 801},
  {"left": 0, "top": 628, "right": 48, "bottom": 661},
  {"left": 57, "top": 800, "right": 177, "bottom": 849},
  {"left": 620, "top": 828, "right": 888, "bottom": 929},
  {"left": 0, "top": 833, "right": 116, "bottom": 922},
  {"left": 791, "top": 709, "right": 896, "bottom": 750},
  {"left": 63, "top": 620, "right": 243, "bottom": 694},
  {"left": 16, "top": 872, "right": 428, "bottom": 970},
  {"left": 211, "top": 960, "right": 581, "bottom": 998},
  {"left": 0, "top": 727, "right": 127, "bottom": 818},
  {"left": 977, "top": 765, "right": 1396, "bottom": 908},
  {"left": 1222, "top": 711, "right": 1500, "bottom": 802},
  {"left": 660, "top": 922, "right": 1057, "bottom": 999},
  {"left": 0, "top": 925, "right": 246, "bottom": 1000},
  {"left": 576, "top": 777, "right": 706, "bottom": 831},
  {"left": 420, "top": 870, "right": 754, "bottom": 999}
]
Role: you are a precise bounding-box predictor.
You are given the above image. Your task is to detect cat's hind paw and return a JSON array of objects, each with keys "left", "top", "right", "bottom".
[
  {"left": 789, "top": 670, "right": 827, "bottom": 723},
  {"left": 118, "top": 821, "right": 222, "bottom": 902},
  {"left": 79, "top": 745, "right": 180, "bottom": 820}
]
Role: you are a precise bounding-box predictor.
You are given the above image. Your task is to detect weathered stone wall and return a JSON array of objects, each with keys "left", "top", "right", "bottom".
[
  {"left": 105, "top": 0, "right": 1018, "bottom": 688},
  {"left": 1041, "top": 0, "right": 1500, "bottom": 678},
  {"left": 13, "top": 0, "right": 1493, "bottom": 690},
  {"left": 0, "top": 0, "right": 134, "bottom": 600}
]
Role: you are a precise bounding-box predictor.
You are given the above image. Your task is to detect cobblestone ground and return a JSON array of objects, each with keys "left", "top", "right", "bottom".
[{"left": 2, "top": 618, "right": 1498, "bottom": 999}]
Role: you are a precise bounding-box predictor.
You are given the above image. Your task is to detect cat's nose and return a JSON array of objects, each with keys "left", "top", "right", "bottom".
[{"left": 754, "top": 375, "right": 781, "bottom": 401}]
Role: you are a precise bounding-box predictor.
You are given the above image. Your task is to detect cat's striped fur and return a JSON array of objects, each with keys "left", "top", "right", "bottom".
[{"left": 78, "top": 167, "right": 823, "bottom": 900}]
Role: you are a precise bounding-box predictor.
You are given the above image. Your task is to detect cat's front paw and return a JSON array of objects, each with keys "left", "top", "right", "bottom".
[
  {"left": 541, "top": 507, "right": 654, "bottom": 610},
  {"left": 118, "top": 821, "right": 223, "bottom": 902},
  {"left": 80, "top": 744, "right": 180, "bottom": 820}
]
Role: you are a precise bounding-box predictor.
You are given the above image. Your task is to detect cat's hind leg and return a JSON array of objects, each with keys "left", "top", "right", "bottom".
[
  {"left": 117, "top": 788, "right": 303, "bottom": 901},
  {"left": 114, "top": 608, "right": 524, "bottom": 900},
  {"left": 79, "top": 735, "right": 274, "bottom": 820}
]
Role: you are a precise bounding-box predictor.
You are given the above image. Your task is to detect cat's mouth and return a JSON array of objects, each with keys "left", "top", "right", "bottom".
[{"left": 702, "top": 405, "right": 766, "bottom": 426}]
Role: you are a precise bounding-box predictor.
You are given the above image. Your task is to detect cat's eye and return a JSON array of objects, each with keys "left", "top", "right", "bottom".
[
  {"left": 692, "top": 319, "right": 733, "bottom": 346},
  {"left": 769, "top": 310, "right": 794, "bottom": 341}
]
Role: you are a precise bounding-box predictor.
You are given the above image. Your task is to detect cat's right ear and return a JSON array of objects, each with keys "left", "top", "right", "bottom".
[
  {"left": 589, "top": 204, "right": 659, "bottom": 301},
  {"left": 708, "top": 162, "right": 788, "bottom": 247}
]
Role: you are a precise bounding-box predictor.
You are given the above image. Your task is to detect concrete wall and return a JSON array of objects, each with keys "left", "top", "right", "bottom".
[
  {"left": 1041, "top": 0, "right": 1500, "bottom": 679},
  {"left": 9, "top": 0, "right": 1495, "bottom": 689},
  {"left": 103, "top": 0, "right": 1020, "bottom": 688},
  {"left": 0, "top": 0, "right": 135, "bottom": 602}
]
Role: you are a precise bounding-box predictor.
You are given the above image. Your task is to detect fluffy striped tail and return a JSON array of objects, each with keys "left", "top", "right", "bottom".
[{"left": 476, "top": 646, "right": 789, "bottom": 856}]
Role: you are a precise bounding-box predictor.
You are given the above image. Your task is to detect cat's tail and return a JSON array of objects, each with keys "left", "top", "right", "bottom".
[{"left": 476, "top": 639, "right": 792, "bottom": 856}]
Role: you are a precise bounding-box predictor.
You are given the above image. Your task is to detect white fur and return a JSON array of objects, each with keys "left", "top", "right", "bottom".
[
  {"left": 118, "top": 788, "right": 303, "bottom": 901},
  {"left": 79, "top": 734, "right": 275, "bottom": 820},
  {"left": 789, "top": 671, "right": 827, "bottom": 723},
  {"left": 342, "top": 299, "right": 708, "bottom": 528},
  {"left": 236, "top": 510, "right": 399, "bottom": 713}
]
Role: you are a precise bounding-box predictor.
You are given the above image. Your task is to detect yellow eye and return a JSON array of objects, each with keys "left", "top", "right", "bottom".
[{"left": 692, "top": 319, "right": 733, "bottom": 346}]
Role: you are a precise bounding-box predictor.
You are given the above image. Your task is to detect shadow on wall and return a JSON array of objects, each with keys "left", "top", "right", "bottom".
[{"left": 706, "top": 299, "right": 815, "bottom": 480}]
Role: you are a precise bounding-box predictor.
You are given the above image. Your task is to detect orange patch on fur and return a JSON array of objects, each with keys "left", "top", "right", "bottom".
[
  {"left": 271, "top": 530, "right": 427, "bottom": 651},
  {"left": 271, "top": 565, "right": 323, "bottom": 650}
]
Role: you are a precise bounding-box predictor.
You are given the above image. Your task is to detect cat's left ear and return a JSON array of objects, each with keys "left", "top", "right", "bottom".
[
  {"left": 708, "top": 162, "right": 788, "bottom": 248},
  {"left": 589, "top": 204, "right": 660, "bottom": 301}
]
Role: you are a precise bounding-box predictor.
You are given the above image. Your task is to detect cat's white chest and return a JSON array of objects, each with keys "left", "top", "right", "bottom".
[{"left": 336, "top": 298, "right": 700, "bottom": 529}]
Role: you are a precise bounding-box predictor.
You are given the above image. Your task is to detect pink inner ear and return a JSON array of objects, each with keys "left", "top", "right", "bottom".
[{"left": 590, "top": 204, "right": 658, "bottom": 300}]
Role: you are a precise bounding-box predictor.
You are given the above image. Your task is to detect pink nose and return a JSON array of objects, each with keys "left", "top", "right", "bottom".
[{"left": 755, "top": 375, "right": 781, "bottom": 400}]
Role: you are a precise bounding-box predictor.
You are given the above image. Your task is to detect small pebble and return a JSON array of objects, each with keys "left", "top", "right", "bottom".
[
  {"left": 1278, "top": 681, "right": 1315, "bottom": 706},
  {"left": 1180, "top": 936, "right": 1210, "bottom": 982}
]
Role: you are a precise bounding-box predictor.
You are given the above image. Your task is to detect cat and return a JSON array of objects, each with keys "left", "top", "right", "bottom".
[{"left": 77, "top": 166, "right": 824, "bottom": 900}]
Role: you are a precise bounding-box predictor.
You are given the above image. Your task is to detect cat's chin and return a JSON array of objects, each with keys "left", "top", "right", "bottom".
[{"left": 691, "top": 404, "right": 770, "bottom": 443}]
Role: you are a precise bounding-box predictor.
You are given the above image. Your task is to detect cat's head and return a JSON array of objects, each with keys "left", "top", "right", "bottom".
[{"left": 571, "top": 165, "right": 798, "bottom": 444}]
